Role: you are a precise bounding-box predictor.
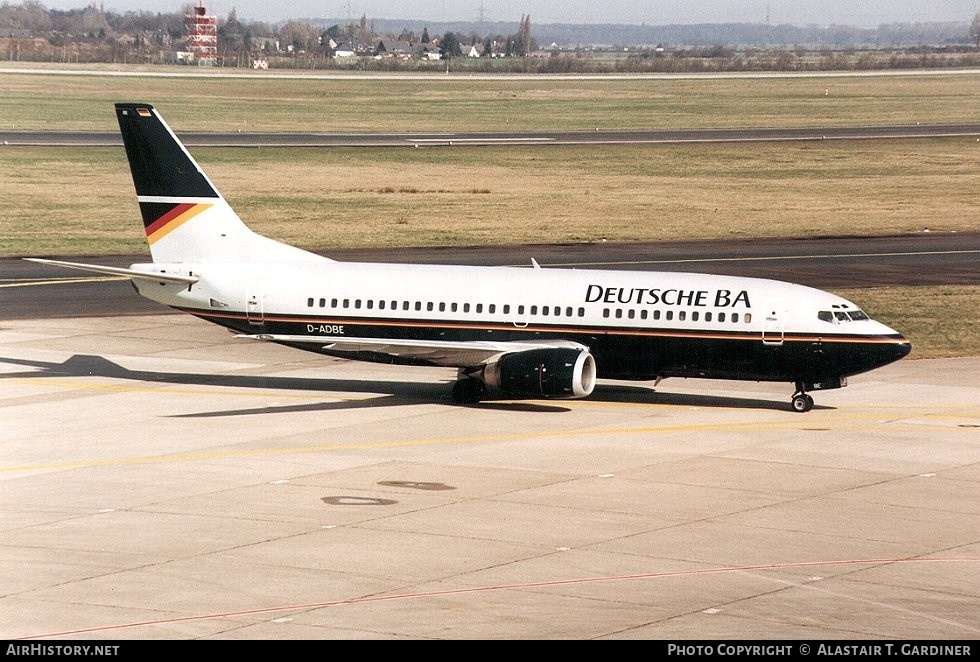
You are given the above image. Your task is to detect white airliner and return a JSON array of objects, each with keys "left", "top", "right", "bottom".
[{"left": 28, "top": 103, "right": 911, "bottom": 412}]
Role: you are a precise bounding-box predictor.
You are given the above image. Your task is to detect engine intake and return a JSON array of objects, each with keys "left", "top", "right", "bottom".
[{"left": 484, "top": 348, "right": 596, "bottom": 399}]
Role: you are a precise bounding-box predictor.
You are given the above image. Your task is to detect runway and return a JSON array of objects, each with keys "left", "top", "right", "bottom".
[
  {"left": 3, "top": 123, "right": 979, "bottom": 148},
  {"left": 1, "top": 314, "right": 977, "bottom": 639}
]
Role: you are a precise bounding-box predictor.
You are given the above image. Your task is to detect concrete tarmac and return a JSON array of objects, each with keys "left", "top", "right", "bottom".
[{"left": 1, "top": 315, "right": 977, "bottom": 640}]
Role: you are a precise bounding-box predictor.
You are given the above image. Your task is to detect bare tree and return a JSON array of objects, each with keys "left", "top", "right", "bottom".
[
  {"left": 517, "top": 14, "right": 533, "bottom": 56},
  {"left": 970, "top": 11, "right": 980, "bottom": 49}
]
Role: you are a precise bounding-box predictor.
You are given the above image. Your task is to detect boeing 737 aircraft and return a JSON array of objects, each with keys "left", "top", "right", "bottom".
[{"left": 28, "top": 103, "right": 911, "bottom": 412}]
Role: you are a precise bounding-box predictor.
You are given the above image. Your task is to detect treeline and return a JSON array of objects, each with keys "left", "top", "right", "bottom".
[
  {"left": 0, "top": 2, "right": 538, "bottom": 64},
  {"left": 534, "top": 20, "right": 976, "bottom": 49},
  {"left": 1, "top": 1, "right": 978, "bottom": 72}
]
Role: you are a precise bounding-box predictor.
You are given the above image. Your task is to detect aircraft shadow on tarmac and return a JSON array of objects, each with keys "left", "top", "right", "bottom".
[{"left": 0, "top": 353, "right": 816, "bottom": 416}]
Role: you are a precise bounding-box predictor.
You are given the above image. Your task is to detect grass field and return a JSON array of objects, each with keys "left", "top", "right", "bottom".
[
  {"left": 3, "top": 139, "right": 978, "bottom": 255},
  {"left": 1, "top": 67, "right": 977, "bottom": 357},
  {"left": 1, "top": 67, "right": 978, "bottom": 132}
]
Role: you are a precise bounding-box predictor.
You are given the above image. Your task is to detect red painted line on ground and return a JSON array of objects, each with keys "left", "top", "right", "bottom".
[{"left": 12, "top": 557, "right": 976, "bottom": 639}]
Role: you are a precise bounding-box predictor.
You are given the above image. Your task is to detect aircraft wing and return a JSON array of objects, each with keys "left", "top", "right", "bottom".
[{"left": 237, "top": 333, "right": 589, "bottom": 367}]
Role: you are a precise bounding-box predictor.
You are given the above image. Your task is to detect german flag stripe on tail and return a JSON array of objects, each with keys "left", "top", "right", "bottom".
[{"left": 140, "top": 202, "right": 211, "bottom": 244}]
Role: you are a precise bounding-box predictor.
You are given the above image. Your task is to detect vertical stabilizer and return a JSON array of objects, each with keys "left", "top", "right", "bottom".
[{"left": 115, "top": 103, "right": 325, "bottom": 264}]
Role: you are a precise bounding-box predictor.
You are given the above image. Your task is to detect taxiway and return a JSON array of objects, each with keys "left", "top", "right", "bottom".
[{"left": 1, "top": 314, "right": 977, "bottom": 639}]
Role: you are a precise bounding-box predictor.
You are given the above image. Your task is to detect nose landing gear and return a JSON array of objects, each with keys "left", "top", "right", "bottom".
[{"left": 791, "top": 381, "right": 814, "bottom": 413}]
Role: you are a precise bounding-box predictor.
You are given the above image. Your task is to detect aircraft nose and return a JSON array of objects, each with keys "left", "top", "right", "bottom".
[
  {"left": 855, "top": 332, "right": 911, "bottom": 375},
  {"left": 877, "top": 321, "right": 911, "bottom": 364},
  {"left": 874, "top": 333, "right": 911, "bottom": 368}
]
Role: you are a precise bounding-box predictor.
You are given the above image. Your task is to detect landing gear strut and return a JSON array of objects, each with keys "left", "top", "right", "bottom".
[{"left": 791, "top": 381, "right": 814, "bottom": 413}]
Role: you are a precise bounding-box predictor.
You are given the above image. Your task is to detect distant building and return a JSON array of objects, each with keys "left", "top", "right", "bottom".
[
  {"left": 383, "top": 40, "right": 415, "bottom": 59},
  {"left": 251, "top": 36, "right": 278, "bottom": 52},
  {"left": 185, "top": 2, "right": 217, "bottom": 66}
]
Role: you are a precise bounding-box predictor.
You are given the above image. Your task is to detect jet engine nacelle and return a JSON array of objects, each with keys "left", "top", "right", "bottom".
[{"left": 483, "top": 348, "right": 597, "bottom": 399}]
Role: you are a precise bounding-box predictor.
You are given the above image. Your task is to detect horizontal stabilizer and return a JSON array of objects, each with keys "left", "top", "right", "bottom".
[{"left": 24, "top": 258, "right": 200, "bottom": 285}]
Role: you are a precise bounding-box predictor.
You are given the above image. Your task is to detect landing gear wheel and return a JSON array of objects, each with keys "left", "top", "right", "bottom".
[
  {"left": 791, "top": 393, "right": 814, "bottom": 413},
  {"left": 451, "top": 378, "right": 486, "bottom": 404}
]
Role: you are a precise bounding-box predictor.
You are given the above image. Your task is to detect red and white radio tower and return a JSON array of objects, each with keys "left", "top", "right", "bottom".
[{"left": 185, "top": 2, "right": 217, "bottom": 66}]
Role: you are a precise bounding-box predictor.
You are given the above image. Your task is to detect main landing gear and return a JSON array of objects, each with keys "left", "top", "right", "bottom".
[
  {"left": 451, "top": 377, "right": 486, "bottom": 404},
  {"left": 791, "top": 381, "right": 814, "bottom": 413}
]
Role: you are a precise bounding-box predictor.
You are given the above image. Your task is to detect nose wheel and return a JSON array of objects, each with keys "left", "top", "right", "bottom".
[
  {"left": 791, "top": 393, "right": 814, "bottom": 412},
  {"left": 791, "top": 381, "right": 814, "bottom": 412}
]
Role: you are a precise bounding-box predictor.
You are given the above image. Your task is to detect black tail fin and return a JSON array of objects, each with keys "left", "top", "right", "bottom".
[
  {"left": 114, "top": 103, "right": 324, "bottom": 265},
  {"left": 115, "top": 103, "right": 219, "bottom": 199}
]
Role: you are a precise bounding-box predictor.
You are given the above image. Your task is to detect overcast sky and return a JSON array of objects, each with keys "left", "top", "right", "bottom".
[{"left": 34, "top": 1, "right": 980, "bottom": 26}]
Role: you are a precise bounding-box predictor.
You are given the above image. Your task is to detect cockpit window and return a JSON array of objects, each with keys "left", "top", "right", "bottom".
[
  {"left": 821, "top": 305, "right": 871, "bottom": 323},
  {"left": 819, "top": 309, "right": 870, "bottom": 323}
]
